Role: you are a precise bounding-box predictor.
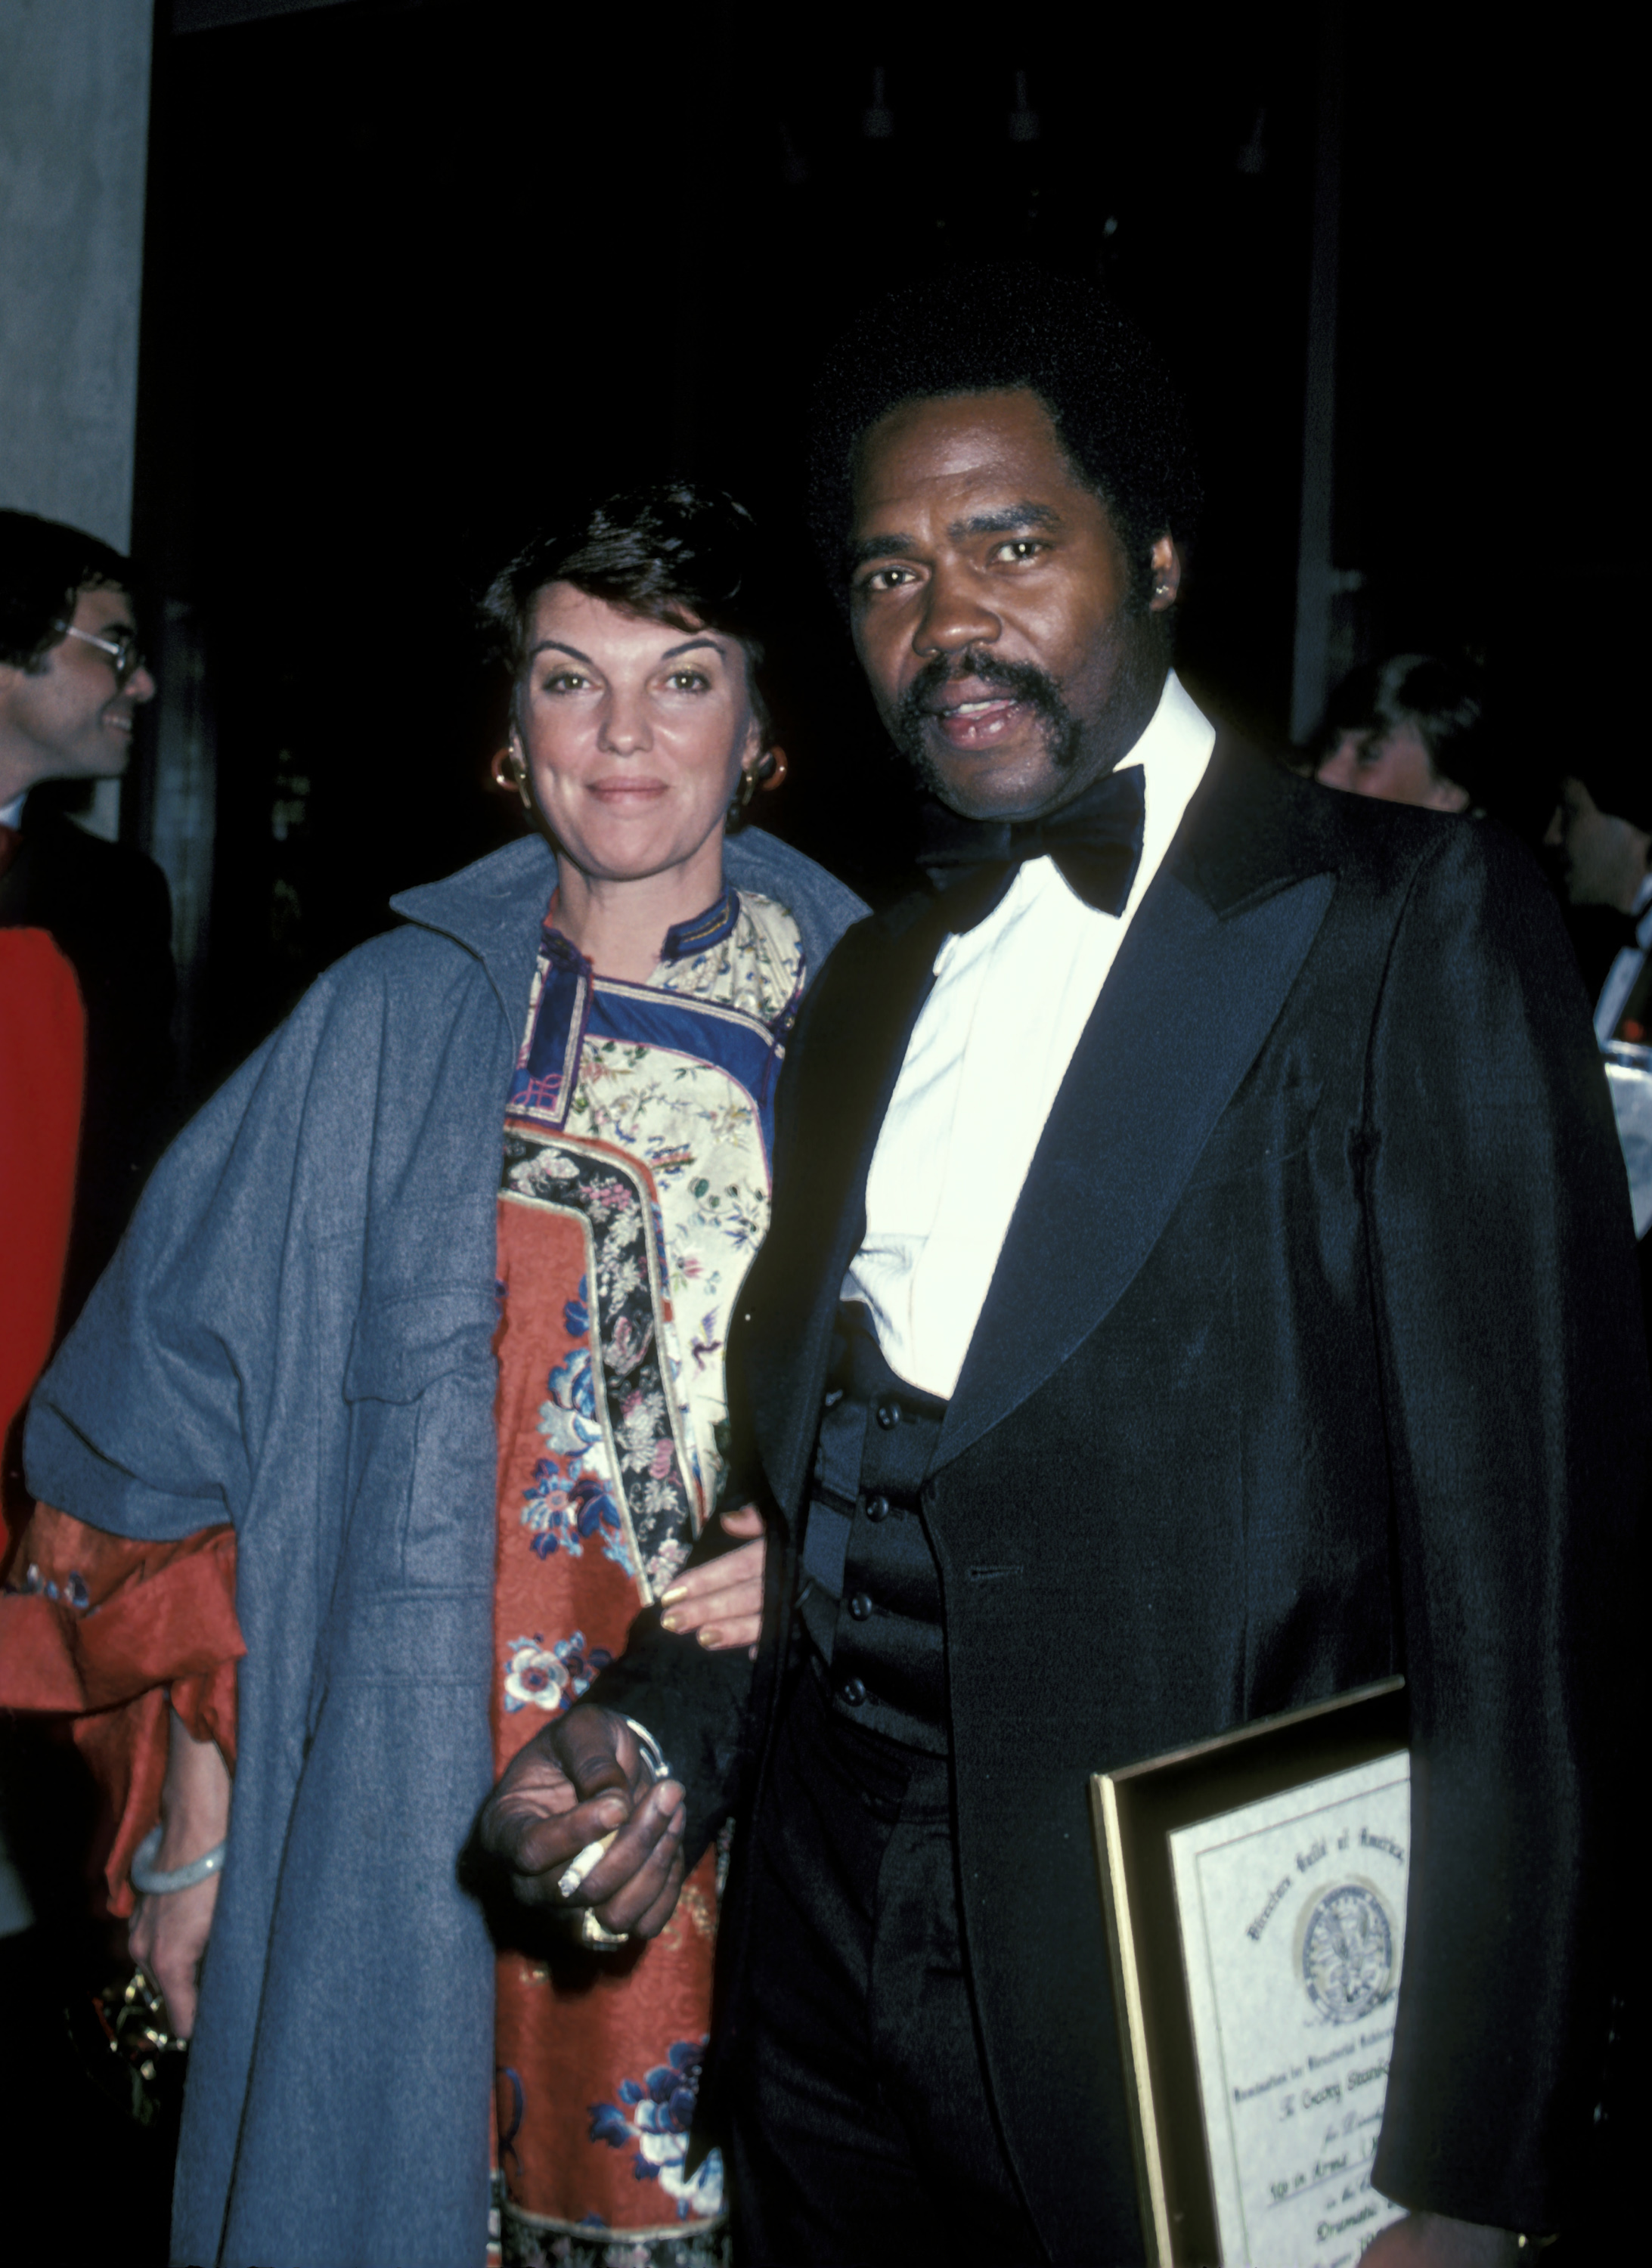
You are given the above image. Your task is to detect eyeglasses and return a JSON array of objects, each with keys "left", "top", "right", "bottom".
[{"left": 57, "top": 621, "right": 146, "bottom": 686}]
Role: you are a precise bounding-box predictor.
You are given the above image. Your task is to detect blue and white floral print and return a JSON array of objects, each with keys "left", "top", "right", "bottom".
[
  {"left": 517, "top": 1281, "right": 634, "bottom": 1577},
  {"left": 501, "top": 1629, "right": 614, "bottom": 1715},
  {"left": 587, "top": 2039, "right": 723, "bottom": 2220}
]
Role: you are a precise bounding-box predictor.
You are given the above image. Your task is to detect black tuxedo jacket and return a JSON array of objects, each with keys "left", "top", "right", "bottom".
[
  {"left": 591, "top": 740, "right": 1645, "bottom": 2257},
  {"left": 0, "top": 798, "right": 175, "bottom": 1329}
]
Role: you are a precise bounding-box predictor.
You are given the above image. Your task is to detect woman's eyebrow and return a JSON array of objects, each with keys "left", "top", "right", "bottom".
[{"left": 529, "top": 636, "right": 724, "bottom": 662}]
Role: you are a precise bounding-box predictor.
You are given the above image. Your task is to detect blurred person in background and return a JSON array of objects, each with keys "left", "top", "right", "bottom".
[
  {"left": 2, "top": 522, "right": 176, "bottom": 2262},
  {"left": 1544, "top": 749, "right": 1652, "bottom": 1037},
  {"left": 1, "top": 485, "right": 865, "bottom": 2268},
  {"left": 1543, "top": 739, "right": 1652, "bottom": 1318},
  {"left": 1313, "top": 652, "right": 1489, "bottom": 814},
  {"left": 0, "top": 932, "right": 97, "bottom": 2263},
  {"left": 0, "top": 511, "right": 176, "bottom": 1336}
]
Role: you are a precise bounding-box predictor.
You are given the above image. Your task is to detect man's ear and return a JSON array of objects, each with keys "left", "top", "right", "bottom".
[{"left": 1148, "top": 534, "right": 1183, "bottom": 612}]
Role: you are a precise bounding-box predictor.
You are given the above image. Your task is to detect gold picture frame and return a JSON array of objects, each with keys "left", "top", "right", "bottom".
[{"left": 1090, "top": 1678, "right": 1409, "bottom": 2266}]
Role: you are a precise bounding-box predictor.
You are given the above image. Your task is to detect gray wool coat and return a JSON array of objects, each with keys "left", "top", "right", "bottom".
[{"left": 24, "top": 828, "right": 866, "bottom": 2268}]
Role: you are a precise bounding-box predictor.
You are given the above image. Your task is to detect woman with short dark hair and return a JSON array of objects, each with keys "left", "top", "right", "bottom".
[{"left": 2, "top": 485, "right": 866, "bottom": 2268}]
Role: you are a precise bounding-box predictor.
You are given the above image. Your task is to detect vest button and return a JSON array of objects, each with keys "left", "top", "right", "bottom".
[
  {"left": 865, "top": 1494, "right": 891, "bottom": 1523},
  {"left": 848, "top": 1592, "right": 872, "bottom": 1621},
  {"left": 838, "top": 1676, "right": 868, "bottom": 1706},
  {"left": 875, "top": 1400, "right": 899, "bottom": 1429}
]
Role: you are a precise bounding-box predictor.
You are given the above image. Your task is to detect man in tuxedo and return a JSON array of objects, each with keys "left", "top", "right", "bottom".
[
  {"left": 479, "top": 274, "right": 1643, "bottom": 2263},
  {"left": 0, "top": 510, "right": 174, "bottom": 1331}
]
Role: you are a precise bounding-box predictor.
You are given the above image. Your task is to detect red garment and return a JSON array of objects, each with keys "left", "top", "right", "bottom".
[
  {"left": 491, "top": 1200, "right": 722, "bottom": 2250},
  {"left": 1, "top": 928, "right": 84, "bottom": 1563},
  {"left": 0, "top": 1508, "right": 243, "bottom": 1914}
]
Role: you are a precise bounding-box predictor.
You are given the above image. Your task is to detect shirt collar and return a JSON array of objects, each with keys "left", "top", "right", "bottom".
[
  {"left": 662, "top": 885, "right": 740, "bottom": 960},
  {"left": 0, "top": 792, "right": 26, "bottom": 829},
  {"left": 1071, "top": 668, "right": 1215, "bottom": 923},
  {"left": 539, "top": 884, "right": 742, "bottom": 973}
]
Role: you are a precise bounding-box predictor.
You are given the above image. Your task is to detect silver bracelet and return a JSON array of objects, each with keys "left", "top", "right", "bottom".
[
  {"left": 130, "top": 1824, "right": 227, "bottom": 1896},
  {"left": 621, "top": 1716, "right": 672, "bottom": 1785}
]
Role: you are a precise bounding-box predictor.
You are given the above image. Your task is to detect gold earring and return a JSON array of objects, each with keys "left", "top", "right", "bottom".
[{"left": 491, "top": 745, "right": 524, "bottom": 793}]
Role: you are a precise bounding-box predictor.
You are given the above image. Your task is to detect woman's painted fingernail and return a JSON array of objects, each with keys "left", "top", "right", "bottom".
[
  {"left": 660, "top": 1585, "right": 687, "bottom": 1606},
  {"left": 696, "top": 1628, "right": 722, "bottom": 1650},
  {"left": 659, "top": 1612, "right": 680, "bottom": 1632}
]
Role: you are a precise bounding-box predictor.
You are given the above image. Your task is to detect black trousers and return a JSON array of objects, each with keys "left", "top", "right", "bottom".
[{"left": 724, "top": 1662, "right": 1043, "bottom": 2265}]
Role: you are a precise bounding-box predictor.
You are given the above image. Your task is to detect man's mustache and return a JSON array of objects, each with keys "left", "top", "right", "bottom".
[
  {"left": 892, "top": 648, "right": 1080, "bottom": 776},
  {"left": 900, "top": 648, "right": 1065, "bottom": 723}
]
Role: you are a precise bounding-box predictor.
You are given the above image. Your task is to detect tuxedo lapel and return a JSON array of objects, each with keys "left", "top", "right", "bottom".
[
  {"left": 937, "top": 746, "right": 1335, "bottom": 1470},
  {"left": 739, "top": 898, "right": 952, "bottom": 1513}
]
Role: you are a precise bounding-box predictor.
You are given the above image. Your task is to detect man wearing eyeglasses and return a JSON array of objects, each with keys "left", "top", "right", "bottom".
[{"left": 1, "top": 509, "right": 175, "bottom": 1333}]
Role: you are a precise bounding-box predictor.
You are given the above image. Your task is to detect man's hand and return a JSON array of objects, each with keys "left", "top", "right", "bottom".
[
  {"left": 658, "top": 1505, "right": 766, "bottom": 1656},
  {"left": 1362, "top": 2213, "right": 1529, "bottom": 2266},
  {"left": 478, "top": 1703, "right": 687, "bottom": 1939},
  {"left": 128, "top": 1704, "right": 232, "bottom": 2039}
]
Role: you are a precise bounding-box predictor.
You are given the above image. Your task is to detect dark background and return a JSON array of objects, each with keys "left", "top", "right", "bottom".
[{"left": 125, "top": 0, "right": 1598, "bottom": 1105}]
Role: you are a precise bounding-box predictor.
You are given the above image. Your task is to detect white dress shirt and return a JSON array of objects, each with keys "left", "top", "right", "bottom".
[{"left": 844, "top": 670, "right": 1217, "bottom": 1397}]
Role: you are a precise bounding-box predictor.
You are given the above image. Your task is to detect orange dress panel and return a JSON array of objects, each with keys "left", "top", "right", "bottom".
[
  {"left": 491, "top": 1199, "right": 721, "bottom": 2249},
  {"left": 0, "top": 1507, "right": 243, "bottom": 1913}
]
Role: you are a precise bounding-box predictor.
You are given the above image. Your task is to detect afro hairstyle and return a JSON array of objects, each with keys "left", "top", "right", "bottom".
[{"left": 807, "top": 265, "right": 1201, "bottom": 612}]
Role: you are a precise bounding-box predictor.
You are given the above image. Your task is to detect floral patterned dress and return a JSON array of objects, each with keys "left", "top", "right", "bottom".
[{"left": 491, "top": 885, "right": 801, "bottom": 2268}]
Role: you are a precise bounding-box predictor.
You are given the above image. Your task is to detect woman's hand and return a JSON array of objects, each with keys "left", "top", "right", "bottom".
[
  {"left": 657, "top": 1504, "right": 766, "bottom": 1656},
  {"left": 128, "top": 1704, "right": 232, "bottom": 2040}
]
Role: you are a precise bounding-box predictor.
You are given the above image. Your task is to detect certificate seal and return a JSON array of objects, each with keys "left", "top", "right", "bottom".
[{"left": 1299, "top": 1881, "right": 1396, "bottom": 2025}]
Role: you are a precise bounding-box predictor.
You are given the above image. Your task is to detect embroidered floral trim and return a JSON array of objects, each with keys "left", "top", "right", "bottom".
[
  {"left": 498, "top": 2211, "right": 727, "bottom": 2268},
  {"left": 502, "top": 1138, "right": 699, "bottom": 1600},
  {"left": 661, "top": 888, "right": 740, "bottom": 960},
  {"left": 500, "top": 891, "right": 802, "bottom": 1594}
]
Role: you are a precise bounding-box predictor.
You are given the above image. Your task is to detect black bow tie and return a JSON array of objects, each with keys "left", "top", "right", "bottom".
[{"left": 916, "top": 763, "right": 1146, "bottom": 932}]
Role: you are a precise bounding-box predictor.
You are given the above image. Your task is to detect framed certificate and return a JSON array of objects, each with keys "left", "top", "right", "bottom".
[{"left": 1090, "top": 1679, "right": 1409, "bottom": 2267}]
